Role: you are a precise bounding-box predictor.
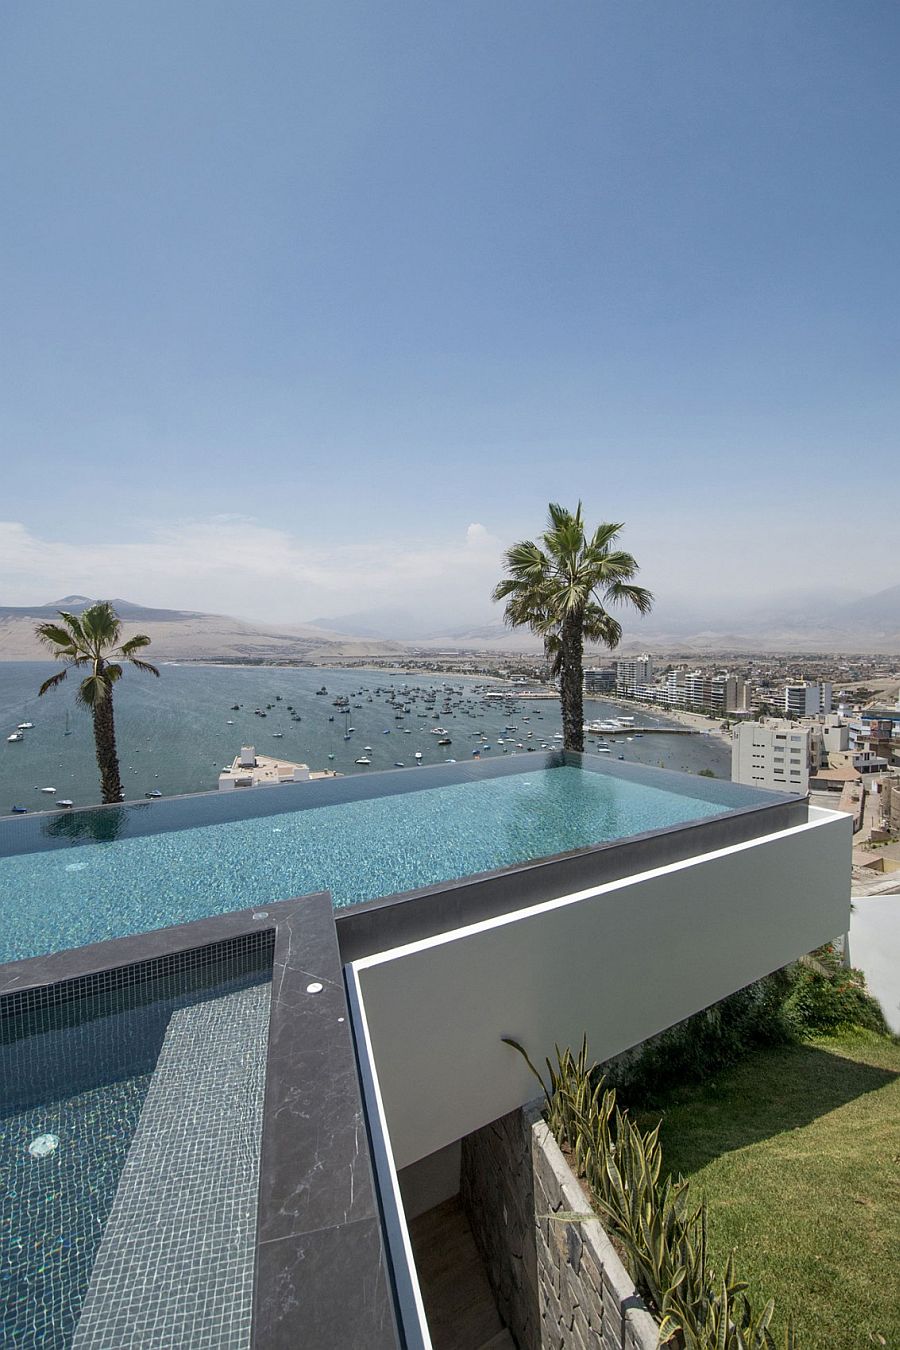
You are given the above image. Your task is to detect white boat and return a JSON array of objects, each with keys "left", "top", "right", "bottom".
[
  {"left": 414, "top": 751, "right": 423, "bottom": 760},
  {"left": 7, "top": 733, "right": 23, "bottom": 743},
  {"left": 40, "top": 786, "right": 56, "bottom": 794},
  {"left": 145, "top": 789, "right": 163, "bottom": 798},
  {"left": 17, "top": 722, "right": 34, "bottom": 730},
  {"left": 355, "top": 756, "right": 371, "bottom": 765},
  {"left": 57, "top": 799, "right": 74, "bottom": 808}
]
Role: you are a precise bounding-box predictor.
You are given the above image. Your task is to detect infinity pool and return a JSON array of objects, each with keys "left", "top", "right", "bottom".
[{"left": 0, "top": 760, "right": 775, "bottom": 965}]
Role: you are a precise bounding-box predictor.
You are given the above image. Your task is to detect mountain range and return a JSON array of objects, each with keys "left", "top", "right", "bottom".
[
  {"left": 310, "top": 584, "right": 900, "bottom": 654},
  {"left": 0, "top": 597, "right": 407, "bottom": 663},
  {"left": 0, "top": 585, "right": 898, "bottom": 660}
]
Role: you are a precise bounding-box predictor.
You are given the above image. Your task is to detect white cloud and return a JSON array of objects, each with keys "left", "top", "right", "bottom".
[{"left": 0, "top": 517, "right": 506, "bottom": 627}]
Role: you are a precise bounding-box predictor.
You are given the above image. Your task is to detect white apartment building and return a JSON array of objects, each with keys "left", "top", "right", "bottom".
[
  {"left": 627, "top": 669, "right": 750, "bottom": 717},
  {"left": 785, "top": 681, "right": 832, "bottom": 718},
  {"left": 732, "top": 719, "right": 826, "bottom": 794},
  {"left": 615, "top": 654, "right": 653, "bottom": 694}
]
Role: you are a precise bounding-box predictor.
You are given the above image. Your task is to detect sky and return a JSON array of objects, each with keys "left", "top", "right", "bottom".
[{"left": 2, "top": 2, "right": 898, "bottom": 633}]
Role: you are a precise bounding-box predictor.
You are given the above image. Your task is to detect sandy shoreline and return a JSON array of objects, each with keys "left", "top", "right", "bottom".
[{"left": 601, "top": 695, "right": 733, "bottom": 745}]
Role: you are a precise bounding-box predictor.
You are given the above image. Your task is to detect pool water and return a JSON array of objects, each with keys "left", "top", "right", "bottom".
[
  {"left": 0, "top": 765, "right": 746, "bottom": 965},
  {"left": 0, "top": 952, "right": 271, "bottom": 1348}
]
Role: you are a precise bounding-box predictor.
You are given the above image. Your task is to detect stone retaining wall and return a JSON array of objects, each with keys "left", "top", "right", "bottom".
[{"left": 461, "top": 1106, "right": 658, "bottom": 1349}]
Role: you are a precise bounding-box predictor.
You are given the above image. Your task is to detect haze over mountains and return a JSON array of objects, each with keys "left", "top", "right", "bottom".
[
  {"left": 311, "top": 584, "right": 900, "bottom": 654},
  {"left": 0, "top": 586, "right": 898, "bottom": 660}
]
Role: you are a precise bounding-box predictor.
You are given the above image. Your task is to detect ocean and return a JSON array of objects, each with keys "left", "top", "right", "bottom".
[{"left": 0, "top": 662, "right": 732, "bottom": 813}]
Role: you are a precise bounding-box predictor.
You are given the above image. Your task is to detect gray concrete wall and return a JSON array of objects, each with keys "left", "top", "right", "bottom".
[
  {"left": 351, "top": 807, "right": 851, "bottom": 1168},
  {"left": 461, "top": 1106, "right": 658, "bottom": 1350}
]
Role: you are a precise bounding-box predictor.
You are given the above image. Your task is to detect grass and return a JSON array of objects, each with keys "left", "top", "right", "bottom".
[{"left": 634, "top": 1031, "right": 900, "bottom": 1349}]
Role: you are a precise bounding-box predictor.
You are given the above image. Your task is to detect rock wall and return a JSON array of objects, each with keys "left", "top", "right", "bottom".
[{"left": 461, "top": 1105, "right": 658, "bottom": 1349}]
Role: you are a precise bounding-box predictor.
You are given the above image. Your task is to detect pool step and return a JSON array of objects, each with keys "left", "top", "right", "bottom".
[{"left": 73, "top": 981, "right": 271, "bottom": 1350}]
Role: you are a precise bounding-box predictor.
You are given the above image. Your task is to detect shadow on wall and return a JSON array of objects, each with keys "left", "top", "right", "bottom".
[{"left": 636, "top": 1042, "right": 898, "bottom": 1171}]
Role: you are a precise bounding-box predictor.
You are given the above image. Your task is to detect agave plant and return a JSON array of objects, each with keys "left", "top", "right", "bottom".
[{"left": 505, "top": 1036, "right": 797, "bottom": 1349}]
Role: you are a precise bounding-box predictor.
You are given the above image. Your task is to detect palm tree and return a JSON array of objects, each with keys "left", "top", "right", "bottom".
[
  {"left": 35, "top": 601, "right": 159, "bottom": 804},
  {"left": 492, "top": 503, "right": 652, "bottom": 752}
]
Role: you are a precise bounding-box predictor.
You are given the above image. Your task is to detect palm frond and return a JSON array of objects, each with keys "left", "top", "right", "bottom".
[
  {"left": 586, "top": 521, "right": 623, "bottom": 553},
  {"left": 35, "top": 622, "right": 81, "bottom": 654},
  {"left": 582, "top": 605, "right": 622, "bottom": 649},
  {"left": 57, "top": 611, "right": 88, "bottom": 645},
  {"left": 117, "top": 633, "right": 152, "bottom": 656},
  {"left": 604, "top": 581, "right": 654, "bottom": 615},
  {"left": 38, "top": 669, "right": 69, "bottom": 696},
  {"left": 76, "top": 673, "right": 111, "bottom": 708},
  {"left": 128, "top": 658, "right": 160, "bottom": 677},
  {"left": 80, "top": 601, "right": 122, "bottom": 650},
  {"left": 492, "top": 506, "right": 653, "bottom": 694}
]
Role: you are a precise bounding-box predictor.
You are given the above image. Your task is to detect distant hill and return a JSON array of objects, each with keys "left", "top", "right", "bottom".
[
  {"left": 0, "top": 596, "right": 207, "bottom": 624},
  {"left": 3, "top": 583, "right": 898, "bottom": 661},
  {"left": 311, "top": 582, "right": 900, "bottom": 654},
  {"left": 0, "top": 598, "right": 410, "bottom": 663}
]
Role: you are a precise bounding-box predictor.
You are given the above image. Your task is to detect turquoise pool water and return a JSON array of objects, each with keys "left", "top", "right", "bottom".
[
  {"left": 1, "top": 949, "right": 271, "bottom": 1348},
  {"left": 0, "top": 765, "right": 745, "bottom": 965}
]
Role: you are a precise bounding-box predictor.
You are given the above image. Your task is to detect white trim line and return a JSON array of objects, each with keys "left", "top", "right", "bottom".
[
  {"left": 344, "top": 964, "right": 432, "bottom": 1350},
  {"left": 352, "top": 808, "right": 849, "bottom": 972}
]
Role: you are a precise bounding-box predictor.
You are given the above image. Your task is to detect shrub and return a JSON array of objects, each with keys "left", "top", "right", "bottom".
[
  {"left": 783, "top": 946, "right": 890, "bottom": 1038},
  {"left": 600, "top": 970, "right": 795, "bottom": 1107},
  {"left": 596, "top": 953, "right": 891, "bottom": 1108}
]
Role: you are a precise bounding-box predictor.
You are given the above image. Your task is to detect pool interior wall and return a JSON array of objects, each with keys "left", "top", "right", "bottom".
[
  {"left": 0, "top": 934, "right": 273, "bottom": 1350},
  {"left": 0, "top": 754, "right": 789, "bottom": 967}
]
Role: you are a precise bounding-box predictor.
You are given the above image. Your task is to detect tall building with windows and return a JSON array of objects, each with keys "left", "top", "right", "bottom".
[
  {"left": 731, "top": 720, "right": 824, "bottom": 793},
  {"left": 615, "top": 654, "right": 653, "bottom": 694},
  {"left": 785, "top": 682, "right": 832, "bottom": 718}
]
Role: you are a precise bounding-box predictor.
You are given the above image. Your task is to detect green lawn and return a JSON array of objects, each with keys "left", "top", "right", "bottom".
[{"left": 636, "top": 1032, "right": 900, "bottom": 1349}]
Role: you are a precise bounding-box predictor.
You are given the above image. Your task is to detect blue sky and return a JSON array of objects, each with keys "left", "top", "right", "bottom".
[{"left": 2, "top": 2, "right": 898, "bottom": 629}]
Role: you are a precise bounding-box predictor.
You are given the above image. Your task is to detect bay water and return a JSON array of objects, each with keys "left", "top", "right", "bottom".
[{"left": 0, "top": 662, "right": 731, "bottom": 814}]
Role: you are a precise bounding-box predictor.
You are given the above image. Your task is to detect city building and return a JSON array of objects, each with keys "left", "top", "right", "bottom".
[
  {"left": 731, "top": 719, "right": 827, "bottom": 794},
  {"left": 584, "top": 665, "right": 617, "bottom": 693},
  {"left": 615, "top": 654, "right": 653, "bottom": 694},
  {"left": 622, "top": 668, "right": 750, "bottom": 717},
  {"left": 218, "top": 745, "right": 339, "bottom": 789},
  {"left": 785, "top": 681, "right": 832, "bottom": 718}
]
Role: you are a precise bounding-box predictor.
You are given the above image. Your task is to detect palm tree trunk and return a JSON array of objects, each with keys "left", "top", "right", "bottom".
[
  {"left": 560, "top": 612, "right": 584, "bottom": 752},
  {"left": 92, "top": 693, "right": 123, "bottom": 804}
]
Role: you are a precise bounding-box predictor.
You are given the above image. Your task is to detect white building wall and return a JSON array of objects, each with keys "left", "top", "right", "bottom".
[
  {"left": 732, "top": 721, "right": 813, "bottom": 793},
  {"left": 350, "top": 808, "right": 851, "bottom": 1169}
]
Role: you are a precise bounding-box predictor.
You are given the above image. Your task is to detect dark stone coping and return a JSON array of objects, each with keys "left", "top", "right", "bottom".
[
  {"left": 0, "top": 748, "right": 779, "bottom": 858},
  {"left": 0, "top": 895, "right": 402, "bottom": 1350}
]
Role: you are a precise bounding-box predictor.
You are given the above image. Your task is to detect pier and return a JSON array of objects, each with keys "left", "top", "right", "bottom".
[{"left": 584, "top": 726, "right": 703, "bottom": 737}]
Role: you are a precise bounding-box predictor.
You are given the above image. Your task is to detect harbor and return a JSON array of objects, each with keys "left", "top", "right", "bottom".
[{"left": 0, "top": 663, "right": 733, "bottom": 813}]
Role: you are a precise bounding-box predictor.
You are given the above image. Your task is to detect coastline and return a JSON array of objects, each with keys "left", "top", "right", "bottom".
[{"left": 601, "top": 695, "right": 733, "bottom": 745}]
